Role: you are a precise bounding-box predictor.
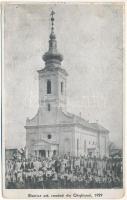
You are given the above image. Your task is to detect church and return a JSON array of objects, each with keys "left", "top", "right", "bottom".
[{"left": 25, "top": 11, "right": 109, "bottom": 159}]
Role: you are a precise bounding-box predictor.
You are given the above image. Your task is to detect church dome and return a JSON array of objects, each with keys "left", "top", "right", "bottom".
[
  {"left": 42, "top": 10, "right": 63, "bottom": 67},
  {"left": 43, "top": 51, "right": 63, "bottom": 63}
]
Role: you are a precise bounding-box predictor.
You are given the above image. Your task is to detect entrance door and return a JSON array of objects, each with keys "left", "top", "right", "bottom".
[
  {"left": 88, "top": 148, "right": 95, "bottom": 157},
  {"left": 64, "top": 138, "right": 71, "bottom": 154},
  {"left": 39, "top": 150, "right": 46, "bottom": 158}
]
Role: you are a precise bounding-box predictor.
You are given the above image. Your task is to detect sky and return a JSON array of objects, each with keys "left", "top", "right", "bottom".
[{"left": 4, "top": 3, "right": 123, "bottom": 148}]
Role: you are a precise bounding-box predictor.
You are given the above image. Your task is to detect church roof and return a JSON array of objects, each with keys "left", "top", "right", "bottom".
[
  {"left": 26, "top": 108, "right": 109, "bottom": 134},
  {"left": 89, "top": 122, "right": 109, "bottom": 133},
  {"left": 63, "top": 111, "right": 109, "bottom": 133}
]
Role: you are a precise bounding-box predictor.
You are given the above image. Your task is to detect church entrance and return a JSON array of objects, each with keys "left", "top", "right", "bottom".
[
  {"left": 87, "top": 148, "right": 96, "bottom": 157},
  {"left": 39, "top": 150, "right": 46, "bottom": 158},
  {"left": 32, "top": 140, "right": 59, "bottom": 158},
  {"left": 64, "top": 138, "right": 71, "bottom": 154}
]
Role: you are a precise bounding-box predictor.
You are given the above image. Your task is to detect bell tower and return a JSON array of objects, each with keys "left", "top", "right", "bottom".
[{"left": 38, "top": 10, "right": 68, "bottom": 112}]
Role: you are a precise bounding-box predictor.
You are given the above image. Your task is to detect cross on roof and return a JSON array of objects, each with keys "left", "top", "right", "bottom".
[
  {"left": 50, "top": 10, "right": 55, "bottom": 32},
  {"left": 51, "top": 10, "right": 55, "bottom": 18}
]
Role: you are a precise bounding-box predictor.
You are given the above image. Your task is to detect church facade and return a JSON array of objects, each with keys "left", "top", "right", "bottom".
[{"left": 25, "top": 11, "right": 109, "bottom": 159}]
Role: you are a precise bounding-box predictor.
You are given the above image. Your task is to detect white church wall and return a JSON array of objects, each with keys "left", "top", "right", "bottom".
[
  {"left": 26, "top": 124, "right": 75, "bottom": 157},
  {"left": 38, "top": 127, "right": 58, "bottom": 143},
  {"left": 99, "top": 133, "right": 109, "bottom": 157},
  {"left": 38, "top": 107, "right": 58, "bottom": 125},
  {"left": 58, "top": 125, "right": 75, "bottom": 155},
  {"left": 74, "top": 126, "right": 98, "bottom": 156}
]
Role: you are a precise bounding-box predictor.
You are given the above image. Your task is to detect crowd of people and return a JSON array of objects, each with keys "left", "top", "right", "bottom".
[{"left": 5, "top": 154, "right": 123, "bottom": 189}]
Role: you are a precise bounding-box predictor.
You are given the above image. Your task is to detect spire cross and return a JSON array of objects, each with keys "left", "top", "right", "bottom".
[{"left": 50, "top": 10, "right": 55, "bottom": 33}]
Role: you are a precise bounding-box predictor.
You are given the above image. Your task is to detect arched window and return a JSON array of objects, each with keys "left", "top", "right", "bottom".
[
  {"left": 48, "top": 103, "right": 51, "bottom": 111},
  {"left": 61, "top": 82, "right": 63, "bottom": 94},
  {"left": 47, "top": 80, "right": 51, "bottom": 94},
  {"left": 77, "top": 139, "right": 79, "bottom": 157}
]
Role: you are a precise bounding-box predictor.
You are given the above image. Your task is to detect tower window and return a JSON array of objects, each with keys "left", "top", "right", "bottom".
[
  {"left": 47, "top": 80, "right": 51, "bottom": 94},
  {"left": 61, "top": 82, "right": 63, "bottom": 94},
  {"left": 48, "top": 104, "right": 51, "bottom": 111},
  {"left": 48, "top": 134, "right": 51, "bottom": 139}
]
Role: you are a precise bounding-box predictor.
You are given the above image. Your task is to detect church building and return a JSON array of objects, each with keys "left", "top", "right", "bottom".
[{"left": 25, "top": 11, "right": 109, "bottom": 159}]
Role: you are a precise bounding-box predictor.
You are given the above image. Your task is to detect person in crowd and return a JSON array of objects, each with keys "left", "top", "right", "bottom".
[{"left": 5, "top": 154, "right": 123, "bottom": 189}]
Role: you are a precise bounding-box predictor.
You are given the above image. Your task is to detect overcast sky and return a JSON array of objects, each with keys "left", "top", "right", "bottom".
[{"left": 4, "top": 3, "right": 123, "bottom": 148}]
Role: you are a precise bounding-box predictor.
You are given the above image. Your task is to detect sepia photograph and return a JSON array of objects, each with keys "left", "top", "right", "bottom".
[{"left": 2, "top": 2, "right": 125, "bottom": 199}]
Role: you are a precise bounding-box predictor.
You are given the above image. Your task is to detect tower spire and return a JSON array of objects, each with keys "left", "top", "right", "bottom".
[
  {"left": 51, "top": 10, "right": 55, "bottom": 34},
  {"left": 49, "top": 10, "right": 56, "bottom": 43},
  {"left": 43, "top": 10, "right": 63, "bottom": 68}
]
